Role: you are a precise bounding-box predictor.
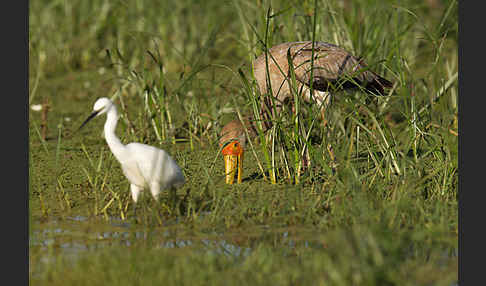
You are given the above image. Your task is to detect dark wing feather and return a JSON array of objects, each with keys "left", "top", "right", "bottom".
[{"left": 288, "top": 42, "right": 392, "bottom": 95}]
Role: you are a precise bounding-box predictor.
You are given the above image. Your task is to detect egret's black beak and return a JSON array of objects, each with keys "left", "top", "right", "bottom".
[{"left": 77, "top": 110, "right": 100, "bottom": 132}]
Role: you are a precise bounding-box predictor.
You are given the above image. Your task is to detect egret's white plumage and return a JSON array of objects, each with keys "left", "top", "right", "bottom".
[{"left": 80, "top": 97, "right": 185, "bottom": 203}]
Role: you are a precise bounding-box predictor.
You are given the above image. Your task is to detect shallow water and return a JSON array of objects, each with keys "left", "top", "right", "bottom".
[
  {"left": 29, "top": 210, "right": 458, "bottom": 286},
  {"left": 31, "top": 215, "right": 309, "bottom": 255},
  {"left": 30, "top": 214, "right": 317, "bottom": 278}
]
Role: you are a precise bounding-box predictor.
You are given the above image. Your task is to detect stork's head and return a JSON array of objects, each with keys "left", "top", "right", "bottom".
[{"left": 219, "top": 119, "right": 247, "bottom": 184}]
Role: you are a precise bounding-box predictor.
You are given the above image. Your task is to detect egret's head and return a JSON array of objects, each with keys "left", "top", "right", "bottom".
[
  {"left": 92, "top": 97, "right": 113, "bottom": 116},
  {"left": 219, "top": 119, "right": 247, "bottom": 184},
  {"left": 78, "top": 97, "right": 114, "bottom": 131}
]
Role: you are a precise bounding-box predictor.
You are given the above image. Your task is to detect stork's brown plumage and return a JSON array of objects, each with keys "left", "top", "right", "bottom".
[{"left": 220, "top": 41, "right": 393, "bottom": 184}]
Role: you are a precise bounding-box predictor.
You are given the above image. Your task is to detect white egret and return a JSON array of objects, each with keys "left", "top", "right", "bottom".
[{"left": 79, "top": 97, "right": 185, "bottom": 203}]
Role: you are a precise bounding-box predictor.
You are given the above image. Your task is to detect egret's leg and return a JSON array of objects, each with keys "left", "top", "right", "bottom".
[
  {"left": 169, "top": 187, "right": 180, "bottom": 215},
  {"left": 169, "top": 187, "right": 176, "bottom": 204},
  {"left": 148, "top": 181, "right": 162, "bottom": 218},
  {"left": 149, "top": 182, "right": 161, "bottom": 202},
  {"left": 130, "top": 184, "right": 143, "bottom": 217},
  {"left": 130, "top": 184, "right": 143, "bottom": 203}
]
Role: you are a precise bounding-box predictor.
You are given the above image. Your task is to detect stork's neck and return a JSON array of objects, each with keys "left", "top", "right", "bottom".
[
  {"left": 247, "top": 112, "right": 272, "bottom": 137},
  {"left": 104, "top": 106, "right": 126, "bottom": 160}
]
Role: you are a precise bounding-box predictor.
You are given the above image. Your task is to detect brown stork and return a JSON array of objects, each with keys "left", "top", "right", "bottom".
[{"left": 219, "top": 41, "right": 393, "bottom": 184}]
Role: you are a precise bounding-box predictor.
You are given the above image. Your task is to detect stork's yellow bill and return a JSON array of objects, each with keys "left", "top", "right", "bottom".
[{"left": 221, "top": 141, "right": 243, "bottom": 184}]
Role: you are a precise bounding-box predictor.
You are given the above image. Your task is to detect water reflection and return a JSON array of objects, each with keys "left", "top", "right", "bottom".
[
  {"left": 30, "top": 215, "right": 458, "bottom": 286},
  {"left": 30, "top": 215, "right": 324, "bottom": 261}
]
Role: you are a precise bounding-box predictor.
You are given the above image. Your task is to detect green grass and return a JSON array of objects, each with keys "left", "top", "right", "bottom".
[{"left": 29, "top": 0, "right": 457, "bottom": 285}]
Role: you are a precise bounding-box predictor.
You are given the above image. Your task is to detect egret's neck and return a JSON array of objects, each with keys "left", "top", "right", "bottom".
[{"left": 104, "top": 106, "right": 126, "bottom": 160}]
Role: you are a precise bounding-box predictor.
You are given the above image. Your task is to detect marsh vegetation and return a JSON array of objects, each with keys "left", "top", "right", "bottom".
[{"left": 29, "top": 0, "right": 458, "bottom": 285}]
